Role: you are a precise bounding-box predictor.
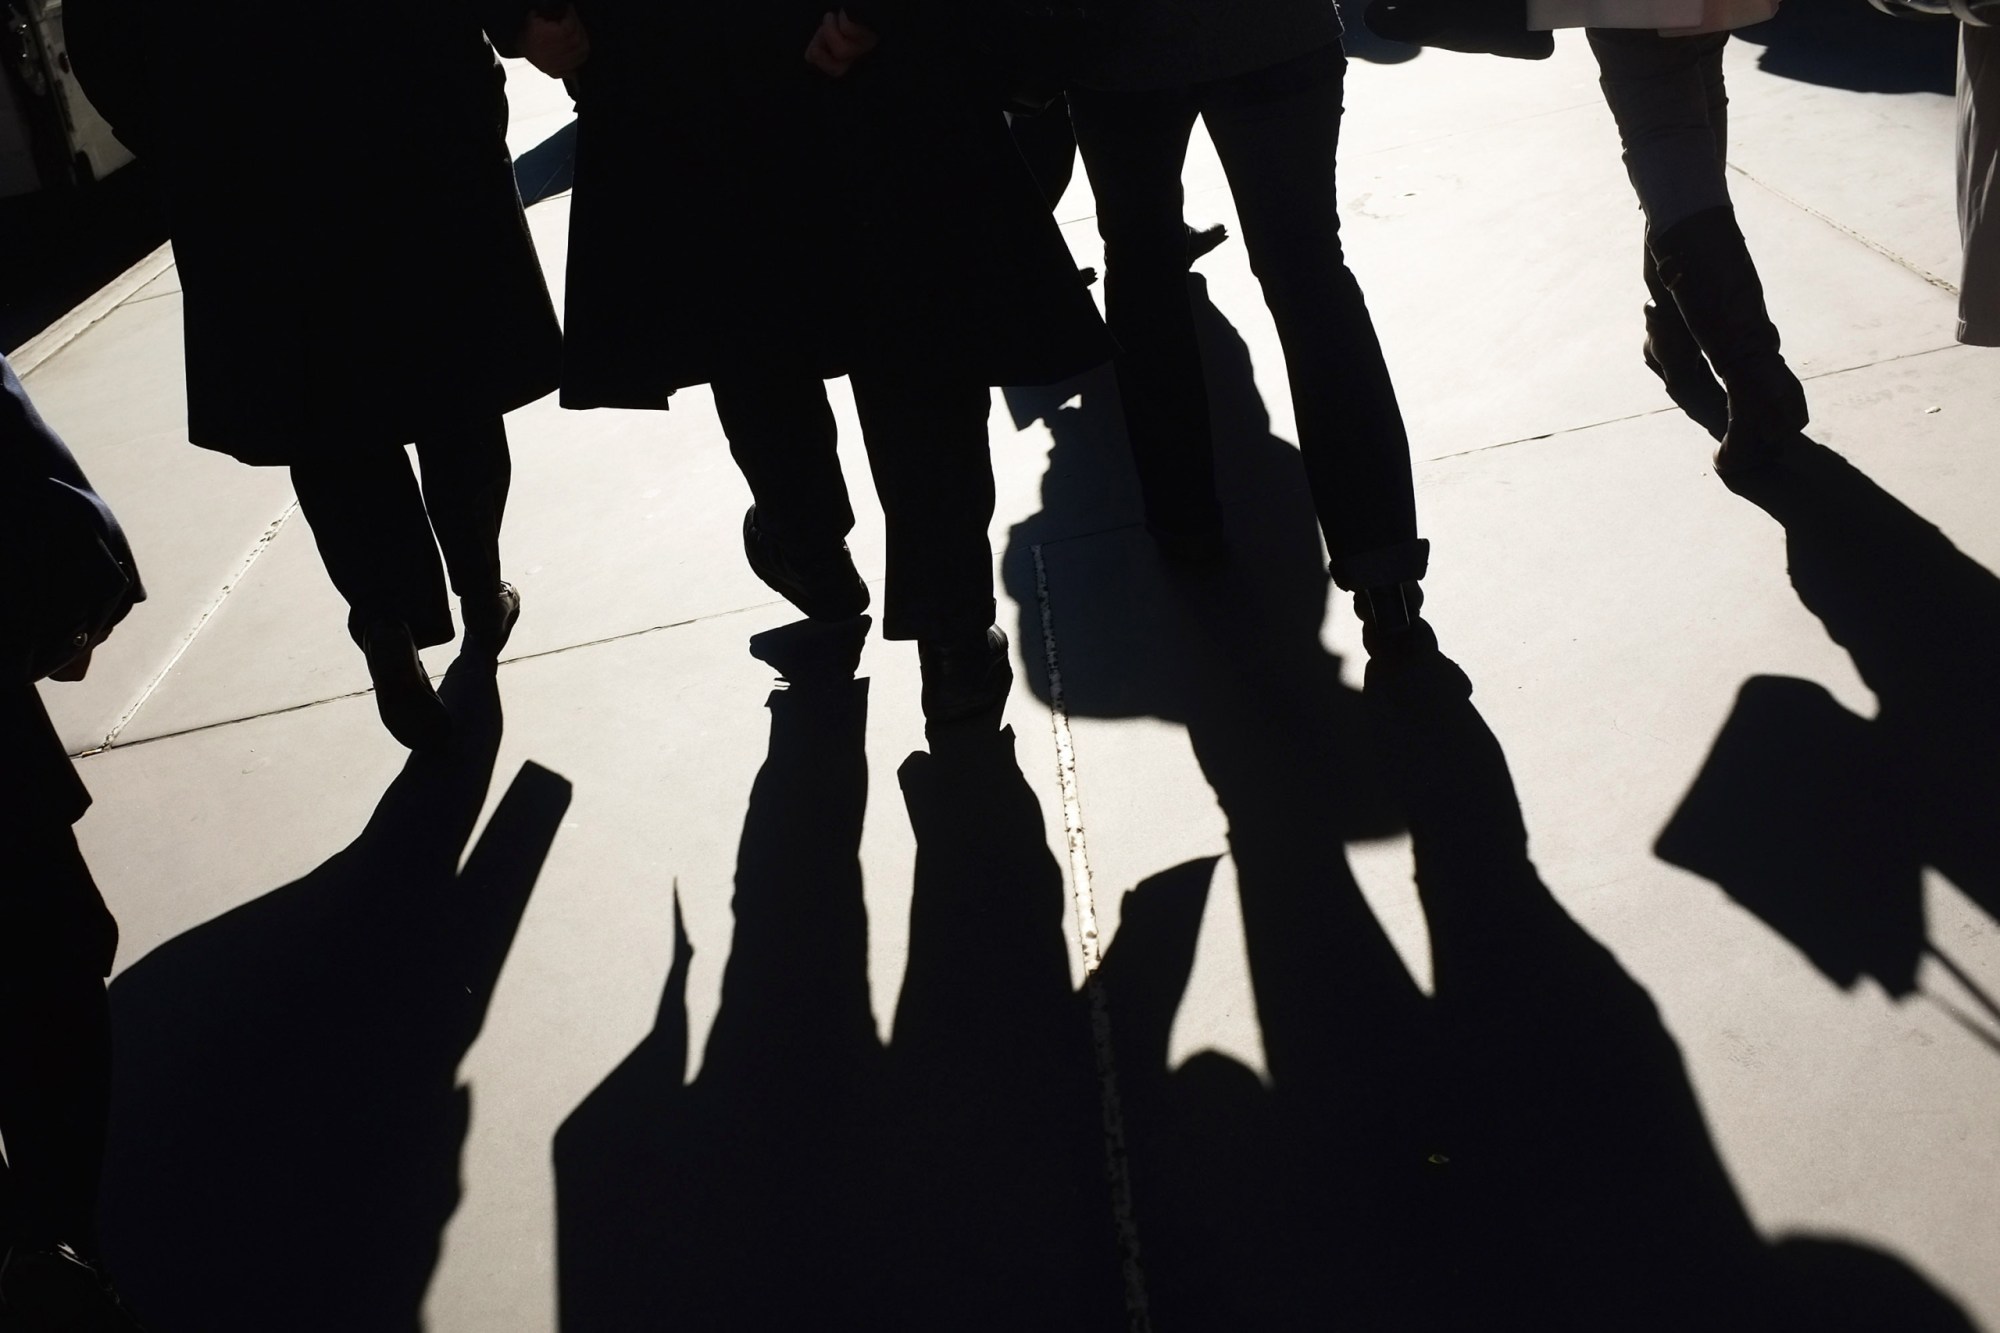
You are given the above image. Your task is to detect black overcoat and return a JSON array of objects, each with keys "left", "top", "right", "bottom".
[
  {"left": 64, "top": 0, "right": 562, "bottom": 465},
  {"left": 552, "top": 0, "right": 1112, "bottom": 408}
]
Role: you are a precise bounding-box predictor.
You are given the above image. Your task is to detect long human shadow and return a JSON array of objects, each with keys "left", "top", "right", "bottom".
[
  {"left": 554, "top": 618, "right": 1124, "bottom": 1331},
  {"left": 96, "top": 660, "right": 573, "bottom": 1332},
  {"left": 1730, "top": 0, "right": 1956, "bottom": 95},
  {"left": 1002, "top": 282, "right": 1976, "bottom": 1326},
  {"left": 1659, "top": 440, "right": 2000, "bottom": 1049}
]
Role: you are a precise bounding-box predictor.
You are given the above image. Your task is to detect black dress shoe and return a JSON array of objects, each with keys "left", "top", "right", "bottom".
[
  {"left": 461, "top": 581, "right": 521, "bottom": 659},
  {"left": 919, "top": 626, "right": 1014, "bottom": 725},
  {"left": 742, "top": 507, "right": 871, "bottom": 621},
  {"left": 362, "top": 620, "right": 452, "bottom": 751}
]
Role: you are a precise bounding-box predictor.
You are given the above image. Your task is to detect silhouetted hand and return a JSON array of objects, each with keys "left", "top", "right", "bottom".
[
  {"left": 804, "top": 10, "right": 879, "bottom": 77},
  {"left": 520, "top": 5, "right": 591, "bottom": 78}
]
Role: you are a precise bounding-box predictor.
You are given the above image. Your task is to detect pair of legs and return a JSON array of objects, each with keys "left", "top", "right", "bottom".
[
  {"left": 290, "top": 415, "right": 511, "bottom": 650},
  {"left": 1588, "top": 27, "right": 1807, "bottom": 472},
  {"left": 1069, "top": 44, "right": 1428, "bottom": 605},
  {"left": 713, "top": 367, "right": 1010, "bottom": 720},
  {"left": 291, "top": 416, "right": 515, "bottom": 748}
]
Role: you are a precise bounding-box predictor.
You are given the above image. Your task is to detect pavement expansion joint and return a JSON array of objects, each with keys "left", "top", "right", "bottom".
[
  {"left": 1032, "top": 542, "right": 1155, "bottom": 1331},
  {"left": 1728, "top": 160, "right": 1961, "bottom": 294}
]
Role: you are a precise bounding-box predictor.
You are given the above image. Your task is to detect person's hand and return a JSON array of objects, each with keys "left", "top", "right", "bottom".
[
  {"left": 804, "top": 10, "right": 879, "bottom": 77},
  {"left": 519, "top": 5, "right": 591, "bottom": 78}
]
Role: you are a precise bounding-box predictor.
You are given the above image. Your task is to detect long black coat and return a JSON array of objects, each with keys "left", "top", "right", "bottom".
[
  {"left": 64, "top": 1, "right": 562, "bottom": 464},
  {"left": 553, "top": 0, "right": 1112, "bottom": 408}
]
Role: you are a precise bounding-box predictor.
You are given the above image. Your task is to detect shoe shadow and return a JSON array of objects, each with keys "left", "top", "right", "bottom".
[
  {"left": 96, "top": 659, "right": 573, "bottom": 1333},
  {"left": 1660, "top": 440, "right": 2000, "bottom": 1045},
  {"left": 554, "top": 619, "right": 1124, "bottom": 1330}
]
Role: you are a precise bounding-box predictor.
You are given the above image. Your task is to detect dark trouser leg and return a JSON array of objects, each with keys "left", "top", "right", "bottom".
[
  {"left": 712, "top": 374, "right": 856, "bottom": 551},
  {"left": 1199, "top": 46, "right": 1425, "bottom": 589},
  {"left": 1069, "top": 84, "right": 1221, "bottom": 540},
  {"left": 413, "top": 415, "right": 510, "bottom": 607},
  {"left": 1587, "top": 28, "right": 1732, "bottom": 234},
  {"left": 0, "top": 828, "right": 113, "bottom": 1257},
  {"left": 1009, "top": 100, "right": 1079, "bottom": 212},
  {"left": 847, "top": 368, "right": 996, "bottom": 643},
  {"left": 1960, "top": 23, "right": 2000, "bottom": 346},
  {"left": 291, "top": 449, "right": 455, "bottom": 649}
]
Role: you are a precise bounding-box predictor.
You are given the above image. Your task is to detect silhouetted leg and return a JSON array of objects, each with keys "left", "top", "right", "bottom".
[
  {"left": 0, "top": 826, "right": 114, "bottom": 1257},
  {"left": 1961, "top": 23, "right": 2000, "bottom": 346},
  {"left": 413, "top": 415, "right": 510, "bottom": 606},
  {"left": 292, "top": 448, "right": 455, "bottom": 649},
  {"left": 1200, "top": 45, "right": 1425, "bottom": 588},
  {"left": 1069, "top": 84, "right": 1222, "bottom": 543},
  {"left": 1588, "top": 28, "right": 1733, "bottom": 233},
  {"left": 847, "top": 367, "right": 996, "bottom": 643},
  {"left": 1009, "top": 100, "right": 1078, "bottom": 210},
  {"left": 712, "top": 374, "right": 855, "bottom": 552}
]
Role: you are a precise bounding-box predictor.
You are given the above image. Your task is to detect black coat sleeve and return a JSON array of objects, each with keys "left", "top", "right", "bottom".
[{"left": 1, "top": 358, "right": 146, "bottom": 682}]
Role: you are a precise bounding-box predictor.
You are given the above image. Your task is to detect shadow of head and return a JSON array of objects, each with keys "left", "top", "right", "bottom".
[{"left": 99, "top": 658, "right": 573, "bottom": 1333}]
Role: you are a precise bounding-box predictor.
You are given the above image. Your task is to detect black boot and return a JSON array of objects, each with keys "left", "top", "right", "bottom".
[
  {"left": 1648, "top": 206, "right": 1809, "bottom": 477},
  {"left": 1641, "top": 240, "right": 1729, "bottom": 441}
]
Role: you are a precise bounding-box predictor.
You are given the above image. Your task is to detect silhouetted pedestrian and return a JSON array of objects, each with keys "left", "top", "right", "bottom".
[
  {"left": 513, "top": 0, "right": 1110, "bottom": 725},
  {"left": 1537, "top": 0, "right": 1807, "bottom": 474},
  {"left": 1066, "top": 3, "right": 1434, "bottom": 649},
  {"left": 0, "top": 354, "right": 146, "bottom": 1332},
  {"left": 64, "top": 0, "right": 562, "bottom": 751}
]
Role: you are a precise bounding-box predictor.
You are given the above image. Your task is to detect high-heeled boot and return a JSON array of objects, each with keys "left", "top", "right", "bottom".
[
  {"left": 1648, "top": 206, "right": 1809, "bottom": 477},
  {"left": 1641, "top": 240, "right": 1729, "bottom": 442}
]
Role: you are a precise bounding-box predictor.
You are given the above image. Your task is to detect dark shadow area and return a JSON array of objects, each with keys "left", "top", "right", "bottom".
[
  {"left": 1342, "top": 19, "right": 1424, "bottom": 65},
  {"left": 514, "top": 118, "right": 577, "bottom": 208},
  {"left": 1659, "top": 440, "right": 2000, "bottom": 1049},
  {"left": 1730, "top": 0, "right": 1957, "bottom": 95},
  {"left": 0, "top": 160, "right": 166, "bottom": 353},
  {"left": 95, "top": 659, "right": 572, "bottom": 1332},
  {"left": 555, "top": 617, "right": 1124, "bottom": 1331},
  {"left": 999, "top": 280, "right": 1977, "bottom": 1327}
]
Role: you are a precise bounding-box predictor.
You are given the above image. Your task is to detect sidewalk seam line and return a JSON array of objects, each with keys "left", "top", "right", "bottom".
[
  {"left": 1428, "top": 341, "right": 1967, "bottom": 461},
  {"left": 90, "top": 502, "right": 302, "bottom": 754},
  {"left": 74, "top": 597, "right": 799, "bottom": 756},
  {"left": 1727, "top": 161, "right": 1959, "bottom": 295},
  {"left": 1033, "top": 543, "right": 1154, "bottom": 1333},
  {"left": 9, "top": 243, "right": 175, "bottom": 375}
]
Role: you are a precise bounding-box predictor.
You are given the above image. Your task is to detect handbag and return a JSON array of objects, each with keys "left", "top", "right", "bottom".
[{"left": 1364, "top": 0, "right": 1556, "bottom": 58}]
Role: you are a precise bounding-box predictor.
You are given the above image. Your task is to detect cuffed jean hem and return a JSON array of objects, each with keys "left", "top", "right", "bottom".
[{"left": 1329, "top": 537, "right": 1430, "bottom": 591}]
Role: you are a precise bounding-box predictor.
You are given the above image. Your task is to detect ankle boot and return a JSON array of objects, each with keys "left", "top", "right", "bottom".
[
  {"left": 1641, "top": 241, "right": 1729, "bottom": 441},
  {"left": 362, "top": 620, "right": 451, "bottom": 751},
  {"left": 1648, "top": 206, "right": 1809, "bottom": 476}
]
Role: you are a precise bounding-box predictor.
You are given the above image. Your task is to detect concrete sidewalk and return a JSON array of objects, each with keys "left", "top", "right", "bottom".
[{"left": 17, "top": 23, "right": 2000, "bottom": 1331}]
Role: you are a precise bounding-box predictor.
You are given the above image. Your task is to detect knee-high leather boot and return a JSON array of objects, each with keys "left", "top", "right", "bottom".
[
  {"left": 1648, "top": 206, "right": 1809, "bottom": 476},
  {"left": 1641, "top": 240, "right": 1729, "bottom": 442}
]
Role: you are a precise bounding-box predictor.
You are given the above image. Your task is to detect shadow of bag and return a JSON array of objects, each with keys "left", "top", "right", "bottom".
[{"left": 1364, "top": 0, "right": 1556, "bottom": 57}]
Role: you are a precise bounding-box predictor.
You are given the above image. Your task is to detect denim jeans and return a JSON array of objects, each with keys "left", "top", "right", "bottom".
[
  {"left": 1587, "top": 27, "right": 1733, "bottom": 235},
  {"left": 1069, "top": 45, "right": 1425, "bottom": 587}
]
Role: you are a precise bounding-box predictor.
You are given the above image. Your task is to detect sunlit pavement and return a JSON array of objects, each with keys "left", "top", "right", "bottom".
[{"left": 19, "top": 22, "right": 2000, "bottom": 1331}]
